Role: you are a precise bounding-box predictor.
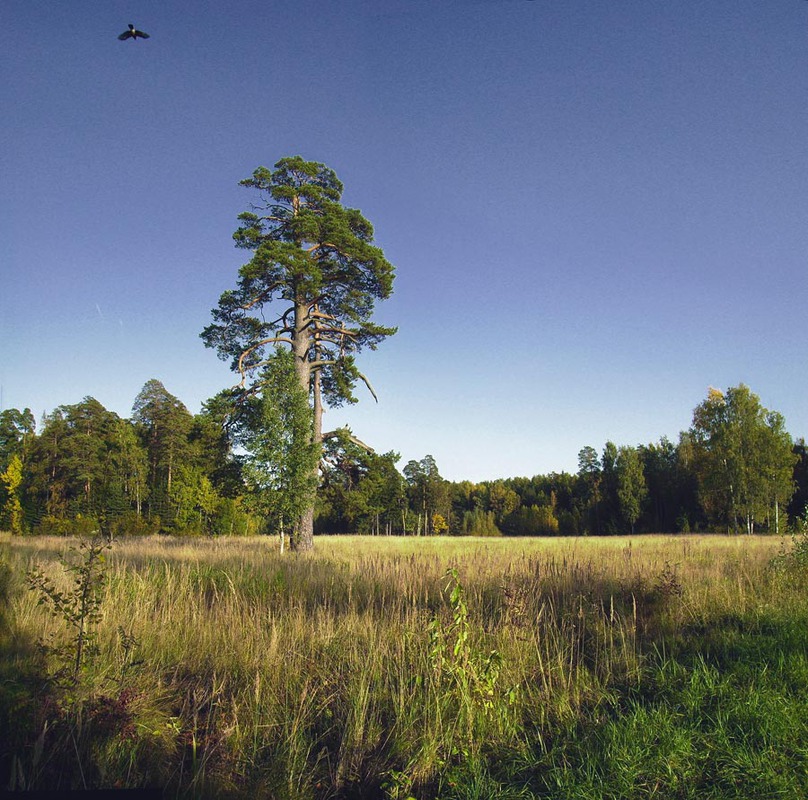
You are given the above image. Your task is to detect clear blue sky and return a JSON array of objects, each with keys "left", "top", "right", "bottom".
[{"left": 2, "top": 0, "right": 806, "bottom": 482}]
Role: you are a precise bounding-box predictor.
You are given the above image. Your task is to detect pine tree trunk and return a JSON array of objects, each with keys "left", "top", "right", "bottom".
[{"left": 291, "top": 298, "right": 318, "bottom": 552}]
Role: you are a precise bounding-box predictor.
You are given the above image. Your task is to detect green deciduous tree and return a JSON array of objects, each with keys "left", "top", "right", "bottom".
[
  {"left": 458, "top": 508, "right": 502, "bottom": 536},
  {"left": 105, "top": 416, "right": 150, "bottom": 523},
  {"left": 240, "top": 348, "right": 320, "bottom": 550},
  {"left": 451, "top": 480, "right": 485, "bottom": 517},
  {"left": 0, "top": 409, "right": 35, "bottom": 525},
  {"left": 132, "top": 380, "right": 247, "bottom": 535},
  {"left": 202, "top": 156, "right": 396, "bottom": 551},
  {"left": 501, "top": 504, "right": 559, "bottom": 536},
  {"left": 0, "top": 408, "right": 35, "bottom": 468},
  {"left": 1, "top": 454, "right": 24, "bottom": 534},
  {"left": 615, "top": 445, "right": 647, "bottom": 535},
  {"left": 317, "top": 431, "right": 405, "bottom": 535},
  {"left": 189, "top": 404, "right": 244, "bottom": 499},
  {"left": 690, "top": 385, "right": 796, "bottom": 534},
  {"left": 169, "top": 464, "right": 219, "bottom": 535},
  {"left": 404, "top": 455, "right": 448, "bottom": 535},
  {"left": 577, "top": 446, "right": 602, "bottom": 535},
  {"left": 599, "top": 441, "right": 621, "bottom": 534},
  {"left": 484, "top": 481, "right": 520, "bottom": 526},
  {"left": 357, "top": 451, "right": 406, "bottom": 536}
]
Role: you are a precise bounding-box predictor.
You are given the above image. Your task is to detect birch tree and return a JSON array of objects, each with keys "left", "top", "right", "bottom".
[
  {"left": 240, "top": 348, "right": 320, "bottom": 551},
  {"left": 690, "top": 385, "right": 796, "bottom": 534},
  {"left": 615, "top": 445, "right": 647, "bottom": 535}
]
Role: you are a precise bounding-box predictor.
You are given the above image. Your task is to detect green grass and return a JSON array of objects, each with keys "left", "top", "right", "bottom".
[
  {"left": 1, "top": 533, "right": 805, "bottom": 798},
  {"left": 528, "top": 611, "right": 808, "bottom": 800}
]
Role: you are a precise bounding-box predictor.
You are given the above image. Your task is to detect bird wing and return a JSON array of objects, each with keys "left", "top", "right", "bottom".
[
  {"left": 118, "top": 30, "right": 134, "bottom": 40},
  {"left": 134, "top": 30, "right": 150, "bottom": 39}
]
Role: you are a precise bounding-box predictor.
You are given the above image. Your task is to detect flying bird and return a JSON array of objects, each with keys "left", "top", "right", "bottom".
[{"left": 118, "top": 24, "right": 150, "bottom": 41}]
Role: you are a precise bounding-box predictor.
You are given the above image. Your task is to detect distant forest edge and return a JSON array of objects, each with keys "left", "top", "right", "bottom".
[{"left": 0, "top": 381, "right": 804, "bottom": 538}]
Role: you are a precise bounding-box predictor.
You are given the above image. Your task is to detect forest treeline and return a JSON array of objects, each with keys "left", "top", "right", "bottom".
[{"left": 0, "top": 380, "right": 805, "bottom": 538}]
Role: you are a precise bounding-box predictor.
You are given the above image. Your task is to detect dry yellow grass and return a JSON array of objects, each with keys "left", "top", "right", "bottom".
[{"left": 0, "top": 532, "right": 793, "bottom": 798}]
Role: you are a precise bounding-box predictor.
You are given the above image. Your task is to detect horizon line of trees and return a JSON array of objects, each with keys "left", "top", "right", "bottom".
[{"left": 1, "top": 381, "right": 805, "bottom": 539}]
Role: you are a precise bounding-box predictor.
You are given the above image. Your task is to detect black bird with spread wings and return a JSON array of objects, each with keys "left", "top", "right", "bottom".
[{"left": 118, "top": 24, "right": 150, "bottom": 41}]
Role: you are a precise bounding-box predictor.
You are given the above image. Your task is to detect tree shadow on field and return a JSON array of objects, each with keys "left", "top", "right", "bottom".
[
  {"left": 0, "top": 556, "right": 55, "bottom": 791},
  {"left": 0, "top": 623, "right": 173, "bottom": 795}
]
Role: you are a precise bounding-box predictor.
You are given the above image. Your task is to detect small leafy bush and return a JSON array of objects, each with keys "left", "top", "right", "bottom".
[
  {"left": 109, "top": 512, "right": 161, "bottom": 538},
  {"left": 27, "top": 536, "right": 111, "bottom": 680},
  {"left": 33, "top": 514, "right": 100, "bottom": 538},
  {"left": 771, "top": 515, "right": 808, "bottom": 581}
]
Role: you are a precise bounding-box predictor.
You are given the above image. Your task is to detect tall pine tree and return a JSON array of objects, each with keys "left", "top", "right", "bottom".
[{"left": 202, "top": 157, "right": 396, "bottom": 550}]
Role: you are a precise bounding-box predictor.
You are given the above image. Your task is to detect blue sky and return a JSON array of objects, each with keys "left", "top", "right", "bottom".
[{"left": 2, "top": 0, "right": 806, "bottom": 482}]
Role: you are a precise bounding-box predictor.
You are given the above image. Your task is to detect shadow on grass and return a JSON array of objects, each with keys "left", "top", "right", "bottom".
[
  {"left": 0, "top": 555, "right": 169, "bottom": 796},
  {"left": 0, "top": 552, "right": 53, "bottom": 792}
]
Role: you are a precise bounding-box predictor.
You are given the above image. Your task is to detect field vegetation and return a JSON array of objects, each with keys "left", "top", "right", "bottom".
[{"left": 3, "top": 532, "right": 808, "bottom": 798}]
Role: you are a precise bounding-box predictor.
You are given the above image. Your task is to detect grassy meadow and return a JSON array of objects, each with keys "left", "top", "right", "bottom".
[{"left": 2, "top": 532, "right": 808, "bottom": 798}]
